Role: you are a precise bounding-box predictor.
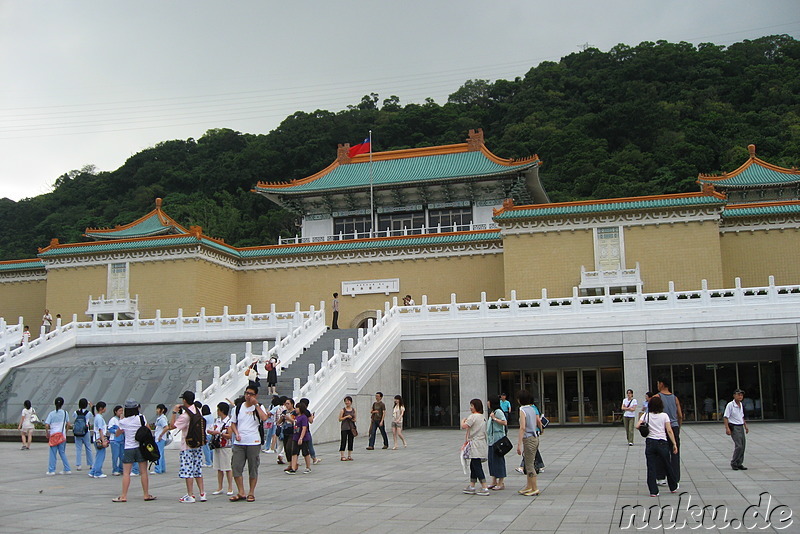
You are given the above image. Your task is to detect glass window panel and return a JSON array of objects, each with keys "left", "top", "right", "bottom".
[
  {"left": 715, "top": 363, "right": 738, "bottom": 417},
  {"left": 672, "top": 364, "right": 695, "bottom": 422},
  {"left": 377, "top": 212, "right": 425, "bottom": 234},
  {"left": 449, "top": 373, "right": 459, "bottom": 428},
  {"left": 650, "top": 365, "right": 671, "bottom": 394},
  {"left": 542, "top": 371, "right": 559, "bottom": 424},
  {"left": 694, "top": 364, "right": 718, "bottom": 421},
  {"left": 738, "top": 363, "right": 760, "bottom": 420},
  {"left": 563, "top": 370, "right": 580, "bottom": 423},
  {"left": 500, "top": 371, "right": 518, "bottom": 425},
  {"left": 428, "top": 207, "right": 473, "bottom": 231},
  {"left": 759, "top": 361, "right": 783, "bottom": 420},
  {"left": 333, "top": 215, "right": 372, "bottom": 239},
  {"left": 600, "top": 367, "right": 623, "bottom": 424},
  {"left": 582, "top": 369, "right": 599, "bottom": 423}
]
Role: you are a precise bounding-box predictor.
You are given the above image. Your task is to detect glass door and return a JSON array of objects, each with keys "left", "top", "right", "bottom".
[
  {"left": 542, "top": 370, "right": 560, "bottom": 424},
  {"left": 582, "top": 369, "right": 599, "bottom": 423},
  {"left": 563, "top": 370, "right": 580, "bottom": 423}
]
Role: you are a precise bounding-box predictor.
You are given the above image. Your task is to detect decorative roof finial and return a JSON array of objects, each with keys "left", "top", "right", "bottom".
[
  {"left": 748, "top": 144, "right": 756, "bottom": 158},
  {"left": 337, "top": 143, "right": 351, "bottom": 164},
  {"left": 466, "top": 128, "right": 484, "bottom": 151},
  {"left": 155, "top": 197, "right": 163, "bottom": 209}
]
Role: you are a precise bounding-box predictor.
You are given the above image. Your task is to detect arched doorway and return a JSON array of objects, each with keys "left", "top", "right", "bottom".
[{"left": 350, "top": 309, "right": 379, "bottom": 330}]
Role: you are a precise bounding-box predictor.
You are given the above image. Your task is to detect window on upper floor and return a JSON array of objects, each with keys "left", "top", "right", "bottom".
[
  {"left": 428, "top": 207, "right": 473, "bottom": 231},
  {"left": 377, "top": 211, "right": 425, "bottom": 235},
  {"left": 333, "top": 215, "right": 372, "bottom": 239}
]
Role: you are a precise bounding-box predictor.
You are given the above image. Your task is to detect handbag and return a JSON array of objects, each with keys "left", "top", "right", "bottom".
[
  {"left": 94, "top": 436, "right": 109, "bottom": 450},
  {"left": 164, "top": 430, "right": 174, "bottom": 446},
  {"left": 638, "top": 412, "right": 650, "bottom": 438},
  {"left": 48, "top": 412, "right": 67, "bottom": 446},
  {"left": 352, "top": 423, "right": 358, "bottom": 438},
  {"left": 493, "top": 435, "right": 514, "bottom": 456}
]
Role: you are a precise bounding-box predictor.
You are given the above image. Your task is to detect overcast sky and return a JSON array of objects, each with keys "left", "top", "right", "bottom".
[{"left": 1, "top": 1, "right": 798, "bottom": 202}]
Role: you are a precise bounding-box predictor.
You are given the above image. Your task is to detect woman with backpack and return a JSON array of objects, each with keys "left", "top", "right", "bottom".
[
  {"left": 112, "top": 399, "right": 156, "bottom": 502},
  {"left": 72, "top": 398, "right": 94, "bottom": 472},
  {"left": 44, "top": 397, "right": 71, "bottom": 475}
]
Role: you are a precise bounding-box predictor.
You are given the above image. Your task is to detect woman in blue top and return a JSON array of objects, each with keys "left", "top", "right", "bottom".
[
  {"left": 89, "top": 401, "right": 108, "bottom": 478},
  {"left": 486, "top": 395, "right": 508, "bottom": 490},
  {"left": 152, "top": 404, "right": 169, "bottom": 474},
  {"left": 107, "top": 405, "right": 125, "bottom": 476},
  {"left": 44, "top": 397, "right": 71, "bottom": 475}
]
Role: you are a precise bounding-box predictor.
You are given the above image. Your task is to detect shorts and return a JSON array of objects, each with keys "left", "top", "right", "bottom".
[
  {"left": 292, "top": 440, "right": 310, "bottom": 457},
  {"left": 122, "top": 447, "right": 145, "bottom": 464},
  {"left": 213, "top": 446, "right": 232, "bottom": 471},
  {"left": 179, "top": 448, "right": 204, "bottom": 479},
  {"left": 231, "top": 444, "right": 260, "bottom": 479},
  {"left": 391, "top": 421, "right": 402, "bottom": 429}
]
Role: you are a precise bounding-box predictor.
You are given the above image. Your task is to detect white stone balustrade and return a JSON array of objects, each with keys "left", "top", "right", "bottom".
[{"left": 278, "top": 222, "right": 499, "bottom": 245}]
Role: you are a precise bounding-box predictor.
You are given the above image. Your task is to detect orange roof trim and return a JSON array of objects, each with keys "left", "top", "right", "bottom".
[
  {"left": 83, "top": 197, "right": 190, "bottom": 236},
  {"left": 493, "top": 191, "right": 726, "bottom": 216},
  {"left": 698, "top": 145, "right": 800, "bottom": 182}
]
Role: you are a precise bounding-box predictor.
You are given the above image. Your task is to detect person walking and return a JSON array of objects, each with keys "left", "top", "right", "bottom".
[
  {"left": 653, "top": 378, "right": 682, "bottom": 485},
  {"left": 171, "top": 391, "right": 207, "bottom": 503},
  {"left": 152, "top": 404, "right": 169, "bottom": 474},
  {"left": 278, "top": 397, "right": 295, "bottom": 467},
  {"left": 391, "top": 395, "right": 407, "bottom": 449},
  {"left": 486, "top": 395, "right": 508, "bottom": 491},
  {"left": 18, "top": 400, "right": 36, "bottom": 450},
  {"left": 461, "top": 398, "right": 490, "bottom": 496},
  {"left": 112, "top": 399, "right": 155, "bottom": 502},
  {"left": 622, "top": 389, "right": 638, "bottom": 446},
  {"left": 44, "top": 397, "right": 71, "bottom": 475},
  {"left": 72, "top": 398, "right": 94, "bottom": 472},
  {"left": 229, "top": 384, "right": 267, "bottom": 501},
  {"left": 107, "top": 405, "right": 124, "bottom": 476},
  {"left": 339, "top": 396, "right": 357, "bottom": 461},
  {"left": 208, "top": 401, "right": 234, "bottom": 496},
  {"left": 636, "top": 395, "right": 679, "bottom": 497},
  {"left": 288, "top": 399, "right": 313, "bottom": 475},
  {"left": 331, "top": 292, "right": 340, "bottom": 329},
  {"left": 366, "top": 392, "right": 388, "bottom": 450},
  {"left": 516, "top": 390, "right": 541, "bottom": 496},
  {"left": 89, "top": 401, "right": 108, "bottom": 478},
  {"left": 263, "top": 395, "right": 279, "bottom": 453},
  {"left": 724, "top": 388, "right": 749, "bottom": 471}
]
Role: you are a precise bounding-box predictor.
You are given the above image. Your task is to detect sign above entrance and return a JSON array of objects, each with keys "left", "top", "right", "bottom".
[{"left": 342, "top": 278, "right": 400, "bottom": 296}]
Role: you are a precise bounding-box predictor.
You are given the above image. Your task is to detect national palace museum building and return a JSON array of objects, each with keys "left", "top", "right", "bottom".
[{"left": 2, "top": 129, "right": 800, "bottom": 426}]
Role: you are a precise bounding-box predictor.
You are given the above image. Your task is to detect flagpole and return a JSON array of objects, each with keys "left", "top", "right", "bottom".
[{"left": 369, "top": 130, "right": 374, "bottom": 238}]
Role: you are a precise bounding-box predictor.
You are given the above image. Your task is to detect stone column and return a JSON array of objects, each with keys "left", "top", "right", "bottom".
[
  {"left": 458, "top": 337, "right": 487, "bottom": 420},
  {"left": 622, "top": 330, "right": 650, "bottom": 405}
]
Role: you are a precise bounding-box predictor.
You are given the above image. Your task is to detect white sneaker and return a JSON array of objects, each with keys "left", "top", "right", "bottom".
[
  {"left": 226, "top": 491, "right": 234, "bottom": 496},
  {"left": 266, "top": 449, "right": 276, "bottom": 454},
  {"left": 46, "top": 472, "right": 56, "bottom": 476},
  {"left": 656, "top": 479, "right": 667, "bottom": 486},
  {"left": 179, "top": 495, "right": 196, "bottom": 503},
  {"left": 671, "top": 484, "right": 680, "bottom": 494},
  {"left": 87, "top": 474, "right": 95, "bottom": 478},
  {"left": 94, "top": 474, "right": 107, "bottom": 478},
  {"left": 212, "top": 490, "right": 225, "bottom": 495},
  {"left": 515, "top": 467, "right": 524, "bottom": 474},
  {"left": 476, "top": 488, "right": 491, "bottom": 496},
  {"left": 131, "top": 472, "right": 139, "bottom": 477},
  {"left": 313, "top": 458, "right": 322, "bottom": 465},
  {"left": 76, "top": 466, "right": 82, "bottom": 471},
  {"left": 303, "top": 468, "right": 312, "bottom": 474},
  {"left": 59, "top": 471, "right": 71, "bottom": 475},
  {"left": 463, "top": 486, "right": 476, "bottom": 494},
  {"left": 199, "top": 493, "right": 207, "bottom": 502}
]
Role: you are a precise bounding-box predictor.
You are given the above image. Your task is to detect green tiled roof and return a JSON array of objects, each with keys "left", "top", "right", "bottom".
[
  {"left": 85, "top": 213, "right": 184, "bottom": 239},
  {"left": 495, "top": 195, "right": 725, "bottom": 220},
  {"left": 723, "top": 204, "right": 800, "bottom": 217},
  {"left": 240, "top": 232, "right": 502, "bottom": 258},
  {"left": 0, "top": 260, "right": 45, "bottom": 272},
  {"left": 38, "top": 236, "right": 202, "bottom": 257},
  {"left": 255, "top": 151, "right": 538, "bottom": 194},
  {"left": 698, "top": 161, "right": 800, "bottom": 188}
]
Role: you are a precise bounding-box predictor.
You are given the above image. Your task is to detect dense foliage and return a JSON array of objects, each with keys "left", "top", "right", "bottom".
[{"left": 1, "top": 35, "right": 798, "bottom": 260}]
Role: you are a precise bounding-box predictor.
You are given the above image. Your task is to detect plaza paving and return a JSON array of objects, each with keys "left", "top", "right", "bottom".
[{"left": 0, "top": 423, "right": 797, "bottom": 533}]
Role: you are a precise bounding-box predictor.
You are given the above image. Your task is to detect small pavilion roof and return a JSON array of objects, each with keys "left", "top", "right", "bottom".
[
  {"left": 697, "top": 145, "right": 800, "bottom": 189},
  {"left": 493, "top": 192, "right": 726, "bottom": 221},
  {"left": 0, "top": 258, "right": 45, "bottom": 272},
  {"left": 722, "top": 200, "right": 800, "bottom": 218},
  {"left": 84, "top": 198, "right": 189, "bottom": 240},
  {"left": 253, "top": 129, "right": 540, "bottom": 196}
]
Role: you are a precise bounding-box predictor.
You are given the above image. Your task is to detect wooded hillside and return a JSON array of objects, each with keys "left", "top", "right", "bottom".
[{"left": 1, "top": 35, "right": 798, "bottom": 260}]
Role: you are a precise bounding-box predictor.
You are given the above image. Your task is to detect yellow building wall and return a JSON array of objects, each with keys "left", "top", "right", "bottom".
[
  {"left": 720, "top": 228, "right": 800, "bottom": 287},
  {"left": 0, "top": 279, "right": 47, "bottom": 336},
  {"left": 502, "top": 230, "right": 595, "bottom": 298},
  {"left": 132, "top": 259, "right": 239, "bottom": 317},
  {"left": 237, "top": 253, "right": 505, "bottom": 328},
  {"left": 625, "top": 221, "right": 724, "bottom": 291},
  {"left": 45, "top": 265, "right": 107, "bottom": 321}
]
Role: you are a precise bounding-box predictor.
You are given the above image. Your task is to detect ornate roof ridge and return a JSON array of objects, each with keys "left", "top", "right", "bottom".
[
  {"left": 697, "top": 144, "right": 800, "bottom": 184},
  {"left": 254, "top": 129, "right": 539, "bottom": 190},
  {"left": 0, "top": 258, "right": 43, "bottom": 266},
  {"left": 84, "top": 198, "right": 190, "bottom": 239},
  {"left": 723, "top": 199, "right": 800, "bottom": 210}
]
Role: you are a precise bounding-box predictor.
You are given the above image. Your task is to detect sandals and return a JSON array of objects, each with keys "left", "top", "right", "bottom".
[
  {"left": 144, "top": 495, "right": 157, "bottom": 501},
  {"left": 491, "top": 485, "right": 505, "bottom": 491},
  {"left": 347, "top": 457, "right": 353, "bottom": 461},
  {"left": 111, "top": 497, "right": 127, "bottom": 503},
  {"left": 246, "top": 495, "right": 255, "bottom": 502},
  {"left": 229, "top": 494, "right": 247, "bottom": 502}
]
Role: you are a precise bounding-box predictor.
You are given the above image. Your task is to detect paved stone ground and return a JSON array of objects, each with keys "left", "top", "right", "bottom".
[{"left": 0, "top": 423, "right": 797, "bottom": 533}]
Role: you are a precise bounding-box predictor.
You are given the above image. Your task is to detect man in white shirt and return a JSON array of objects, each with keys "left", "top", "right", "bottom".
[
  {"left": 229, "top": 384, "right": 268, "bottom": 502},
  {"left": 723, "top": 388, "right": 749, "bottom": 471}
]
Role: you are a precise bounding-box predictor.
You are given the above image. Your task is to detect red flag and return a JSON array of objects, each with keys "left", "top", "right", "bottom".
[{"left": 348, "top": 138, "right": 371, "bottom": 157}]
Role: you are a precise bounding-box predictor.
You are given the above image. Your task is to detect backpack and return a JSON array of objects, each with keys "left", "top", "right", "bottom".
[
  {"left": 135, "top": 415, "right": 160, "bottom": 462},
  {"left": 184, "top": 406, "right": 207, "bottom": 449},
  {"left": 265, "top": 360, "right": 275, "bottom": 372},
  {"left": 73, "top": 410, "right": 88, "bottom": 437},
  {"left": 236, "top": 401, "right": 264, "bottom": 445}
]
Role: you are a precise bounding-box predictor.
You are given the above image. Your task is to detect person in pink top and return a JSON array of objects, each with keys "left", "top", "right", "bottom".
[{"left": 170, "top": 391, "right": 206, "bottom": 503}]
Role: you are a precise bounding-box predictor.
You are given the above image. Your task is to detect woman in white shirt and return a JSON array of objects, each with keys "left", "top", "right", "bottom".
[
  {"left": 208, "top": 402, "right": 234, "bottom": 495},
  {"left": 18, "top": 400, "right": 35, "bottom": 450},
  {"left": 391, "top": 395, "right": 407, "bottom": 449},
  {"left": 112, "top": 399, "right": 155, "bottom": 502},
  {"left": 621, "top": 389, "right": 638, "bottom": 446},
  {"left": 636, "top": 395, "right": 679, "bottom": 497}
]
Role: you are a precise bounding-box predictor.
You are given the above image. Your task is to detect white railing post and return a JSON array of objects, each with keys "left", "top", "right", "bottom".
[
  {"left": 230, "top": 354, "right": 237, "bottom": 375},
  {"left": 199, "top": 307, "right": 206, "bottom": 329},
  {"left": 571, "top": 287, "right": 580, "bottom": 312},
  {"left": 195, "top": 379, "right": 203, "bottom": 399},
  {"left": 542, "top": 288, "right": 552, "bottom": 313},
  {"left": 480, "top": 292, "right": 488, "bottom": 318},
  {"left": 223, "top": 306, "right": 229, "bottom": 328},
  {"left": 510, "top": 290, "right": 519, "bottom": 315},
  {"left": 307, "top": 363, "right": 316, "bottom": 389},
  {"left": 246, "top": 305, "right": 253, "bottom": 328},
  {"left": 701, "top": 279, "right": 710, "bottom": 306},
  {"left": 768, "top": 275, "right": 777, "bottom": 303},
  {"left": 213, "top": 366, "right": 221, "bottom": 387},
  {"left": 294, "top": 302, "right": 302, "bottom": 328},
  {"left": 421, "top": 295, "right": 428, "bottom": 319},
  {"left": 449, "top": 293, "right": 458, "bottom": 319},
  {"left": 668, "top": 282, "right": 677, "bottom": 307},
  {"left": 293, "top": 377, "right": 301, "bottom": 399},
  {"left": 734, "top": 277, "right": 743, "bottom": 306},
  {"left": 321, "top": 350, "right": 329, "bottom": 370},
  {"left": 155, "top": 309, "right": 162, "bottom": 332},
  {"left": 177, "top": 308, "right": 184, "bottom": 331}
]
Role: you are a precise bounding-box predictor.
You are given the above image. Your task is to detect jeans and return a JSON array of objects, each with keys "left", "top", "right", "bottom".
[
  {"left": 90, "top": 446, "right": 106, "bottom": 477},
  {"left": 655, "top": 425, "right": 680, "bottom": 483},
  {"left": 730, "top": 424, "right": 746, "bottom": 467},
  {"left": 264, "top": 423, "right": 276, "bottom": 450},
  {"left": 110, "top": 441, "right": 123, "bottom": 474},
  {"left": 645, "top": 438, "right": 678, "bottom": 495},
  {"left": 308, "top": 437, "right": 317, "bottom": 458},
  {"left": 48, "top": 442, "right": 71, "bottom": 473},
  {"left": 202, "top": 442, "right": 213, "bottom": 466},
  {"left": 154, "top": 439, "right": 166, "bottom": 473},
  {"left": 368, "top": 421, "right": 388, "bottom": 448},
  {"left": 469, "top": 458, "right": 486, "bottom": 483},
  {"left": 74, "top": 434, "right": 94, "bottom": 468}
]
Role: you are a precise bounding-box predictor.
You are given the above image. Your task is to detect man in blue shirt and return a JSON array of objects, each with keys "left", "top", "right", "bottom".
[{"left": 499, "top": 393, "right": 511, "bottom": 432}]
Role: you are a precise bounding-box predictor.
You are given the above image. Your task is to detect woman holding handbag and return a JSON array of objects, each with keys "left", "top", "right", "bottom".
[
  {"left": 44, "top": 397, "right": 71, "bottom": 475},
  {"left": 89, "top": 401, "right": 109, "bottom": 478},
  {"left": 339, "top": 396, "right": 357, "bottom": 461},
  {"left": 486, "top": 395, "right": 508, "bottom": 491},
  {"left": 460, "top": 398, "right": 490, "bottom": 496},
  {"left": 18, "top": 400, "right": 36, "bottom": 450}
]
